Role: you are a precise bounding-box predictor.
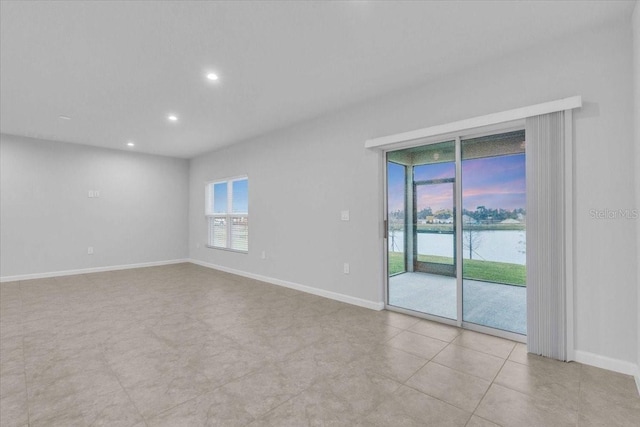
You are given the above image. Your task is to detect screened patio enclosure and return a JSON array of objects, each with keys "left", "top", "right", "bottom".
[{"left": 386, "top": 130, "right": 527, "bottom": 336}]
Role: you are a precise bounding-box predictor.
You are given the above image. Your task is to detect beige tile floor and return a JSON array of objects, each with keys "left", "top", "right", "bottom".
[{"left": 0, "top": 263, "right": 638, "bottom": 426}]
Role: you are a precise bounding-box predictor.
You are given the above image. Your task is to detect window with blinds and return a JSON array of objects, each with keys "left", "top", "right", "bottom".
[{"left": 205, "top": 177, "right": 248, "bottom": 252}]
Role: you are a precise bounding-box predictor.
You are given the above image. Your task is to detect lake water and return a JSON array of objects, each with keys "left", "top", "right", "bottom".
[{"left": 388, "top": 229, "right": 526, "bottom": 265}]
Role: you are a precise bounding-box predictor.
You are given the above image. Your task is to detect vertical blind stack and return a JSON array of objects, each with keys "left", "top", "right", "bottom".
[{"left": 525, "top": 112, "right": 567, "bottom": 361}]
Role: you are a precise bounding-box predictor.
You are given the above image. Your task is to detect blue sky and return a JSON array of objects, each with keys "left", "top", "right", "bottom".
[
  {"left": 232, "top": 179, "right": 249, "bottom": 212},
  {"left": 388, "top": 153, "right": 525, "bottom": 212},
  {"left": 212, "top": 178, "right": 248, "bottom": 213},
  {"left": 387, "top": 162, "right": 406, "bottom": 213}
]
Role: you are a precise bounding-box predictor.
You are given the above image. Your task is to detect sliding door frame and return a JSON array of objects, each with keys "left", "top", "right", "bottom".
[
  {"left": 455, "top": 136, "right": 464, "bottom": 327},
  {"left": 383, "top": 122, "right": 529, "bottom": 343},
  {"left": 413, "top": 177, "right": 456, "bottom": 277}
]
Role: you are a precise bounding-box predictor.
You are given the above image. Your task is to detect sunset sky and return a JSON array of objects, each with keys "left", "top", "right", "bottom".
[{"left": 388, "top": 153, "right": 526, "bottom": 213}]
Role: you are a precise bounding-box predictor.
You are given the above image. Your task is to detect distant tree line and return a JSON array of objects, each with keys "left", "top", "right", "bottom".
[
  {"left": 389, "top": 206, "right": 525, "bottom": 222},
  {"left": 389, "top": 209, "right": 405, "bottom": 220},
  {"left": 464, "top": 206, "right": 525, "bottom": 222}
]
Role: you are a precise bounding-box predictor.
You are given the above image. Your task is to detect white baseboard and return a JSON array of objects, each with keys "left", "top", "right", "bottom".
[
  {"left": 574, "top": 350, "right": 639, "bottom": 377},
  {"left": 0, "top": 259, "right": 189, "bottom": 283},
  {"left": 188, "top": 258, "right": 385, "bottom": 311}
]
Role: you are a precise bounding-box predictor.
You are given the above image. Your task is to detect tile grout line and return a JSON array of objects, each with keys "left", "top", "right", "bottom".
[
  {"left": 140, "top": 326, "right": 346, "bottom": 425},
  {"left": 100, "top": 349, "right": 150, "bottom": 427},
  {"left": 143, "top": 365, "right": 260, "bottom": 426},
  {"left": 484, "top": 344, "right": 584, "bottom": 423},
  {"left": 401, "top": 379, "right": 476, "bottom": 418},
  {"left": 17, "top": 279, "right": 31, "bottom": 427},
  {"left": 247, "top": 378, "right": 316, "bottom": 425},
  {"left": 402, "top": 328, "right": 514, "bottom": 383},
  {"left": 101, "top": 283, "right": 181, "bottom": 427},
  {"left": 575, "top": 364, "right": 583, "bottom": 427},
  {"left": 398, "top": 328, "right": 515, "bottom": 424},
  {"left": 138, "top": 314, "right": 296, "bottom": 425},
  {"left": 400, "top": 326, "right": 462, "bottom": 385},
  {"left": 467, "top": 341, "right": 516, "bottom": 420},
  {"left": 397, "top": 334, "right": 469, "bottom": 413}
]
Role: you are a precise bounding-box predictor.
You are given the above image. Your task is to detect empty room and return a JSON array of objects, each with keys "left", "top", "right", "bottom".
[{"left": 1, "top": 1, "right": 639, "bottom": 426}]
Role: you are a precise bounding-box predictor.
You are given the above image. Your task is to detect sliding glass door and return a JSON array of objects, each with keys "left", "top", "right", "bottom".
[
  {"left": 387, "top": 141, "right": 457, "bottom": 320},
  {"left": 461, "top": 131, "right": 527, "bottom": 335},
  {"left": 386, "top": 130, "right": 527, "bottom": 337}
]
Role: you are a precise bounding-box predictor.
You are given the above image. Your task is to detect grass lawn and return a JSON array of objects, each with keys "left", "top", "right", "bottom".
[{"left": 388, "top": 252, "right": 526, "bottom": 286}]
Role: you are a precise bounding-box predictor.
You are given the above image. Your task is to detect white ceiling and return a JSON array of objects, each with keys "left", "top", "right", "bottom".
[{"left": 0, "top": 1, "right": 635, "bottom": 158}]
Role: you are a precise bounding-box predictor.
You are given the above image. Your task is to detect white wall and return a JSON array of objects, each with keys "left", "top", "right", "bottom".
[
  {"left": 632, "top": 0, "right": 640, "bottom": 378},
  {"left": 0, "top": 134, "right": 189, "bottom": 279},
  {"left": 189, "top": 112, "right": 385, "bottom": 307},
  {"left": 189, "top": 19, "right": 637, "bottom": 367}
]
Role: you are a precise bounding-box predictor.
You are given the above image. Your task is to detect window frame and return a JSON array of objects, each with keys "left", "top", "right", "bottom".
[{"left": 205, "top": 175, "right": 248, "bottom": 253}]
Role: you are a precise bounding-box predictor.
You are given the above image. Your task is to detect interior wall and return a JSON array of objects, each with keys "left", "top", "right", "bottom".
[
  {"left": 189, "top": 112, "right": 385, "bottom": 305},
  {"left": 633, "top": 0, "right": 640, "bottom": 377},
  {"left": 0, "top": 134, "right": 189, "bottom": 278},
  {"left": 189, "top": 19, "right": 637, "bottom": 366}
]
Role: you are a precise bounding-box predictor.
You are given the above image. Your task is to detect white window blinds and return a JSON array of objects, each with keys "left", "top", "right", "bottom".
[
  {"left": 206, "top": 177, "right": 248, "bottom": 252},
  {"left": 525, "top": 112, "right": 568, "bottom": 360}
]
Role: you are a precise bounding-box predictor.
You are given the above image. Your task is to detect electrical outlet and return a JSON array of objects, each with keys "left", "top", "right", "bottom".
[
  {"left": 88, "top": 190, "right": 94, "bottom": 198},
  {"left": 94, "top": 190, "right": 100, "bottom": 198},
  {"left": 341, "top": 210, "right": 350, "bottom": 221},
  {"left": 87, "top": 246, "right": 94, "bottom": 255},
  {"left": 343, "top": 263, "right": 350, "bottom": 274},
  {"left": 261, "top": 251, "right": 266, "bottom": 259}
]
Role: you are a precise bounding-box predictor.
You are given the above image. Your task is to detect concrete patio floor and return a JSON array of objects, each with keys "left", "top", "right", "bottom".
[{"left": 388, "top": 272, "right": 526, "bottom": 335}]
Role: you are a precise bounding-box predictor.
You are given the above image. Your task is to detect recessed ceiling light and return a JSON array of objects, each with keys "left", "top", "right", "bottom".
[
  {"left": 167, "top": 114, "right": 178, "bottom": 122},
  {"left": 127, "top": 142, "right": 135, "bottom": 147},
  {"left": 206, "top": 72, "right": 219, "bottom": 81},
  {"left": 58, "top": 115, "right": 71, "bottom": 120}
]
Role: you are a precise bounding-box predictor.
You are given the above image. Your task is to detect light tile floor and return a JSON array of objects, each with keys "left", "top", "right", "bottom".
[{"left": 0, "top": 263, "right": 638, "bottom": 426}]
